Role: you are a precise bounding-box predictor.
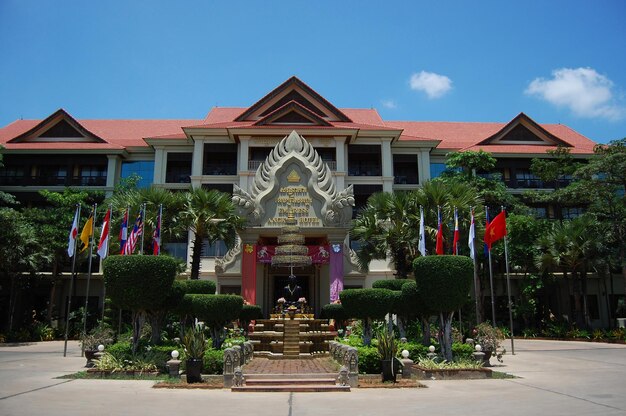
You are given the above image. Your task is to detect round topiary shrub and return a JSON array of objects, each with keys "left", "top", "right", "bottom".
[
  {"left": 239, "top": 304, "right": 263, "bottom": 336},
  {"left": 340, "top": 288, "right": 396, "bottom": 345},
  {"left": 412, "top": 255, "right": 473, "bottom": 361},
  {"left": 372, "top": 278, "right": 413, "bottom": 291},
  {"left": 182, "top": 294, "right": 244, "bottom": 348},
  {"left": 320, "top": 303, "right": 348, "bottom": 321},
  {"left": 104, "top": 255, "right": 178, "bottom": 311}
]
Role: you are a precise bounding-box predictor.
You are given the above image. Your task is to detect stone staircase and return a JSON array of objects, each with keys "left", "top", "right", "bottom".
[
  {"left": 231, "top": 373, "right": 350, "bottom": 392},
  {"left": 282, "top": 320, "right": 301, "bottom": 358}
]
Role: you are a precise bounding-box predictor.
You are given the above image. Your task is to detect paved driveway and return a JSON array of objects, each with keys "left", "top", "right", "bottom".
[{"left": 1, "top": 339, "right": 625, "bottom": 416}]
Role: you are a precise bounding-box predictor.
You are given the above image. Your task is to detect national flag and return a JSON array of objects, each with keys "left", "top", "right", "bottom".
[
  {"left": 153, "top": 205, "right": 162, "bottom": 256},
  {"left": 484, "top": 210, "right": 507, "bottom": 249},
  {"left": 79, "top": 212, "right": 94, "bottom": 253},
  {"left": 436, "top": 206, "right": 444, "bottom": 255},
  {"left": 124, "top": 208, "right": 144, "bottom": 255},
  {"left": 67, "top": 207, "right": 80, "bottom": 257},
  {"left": 452, "top": 207, "right": 460, "bottom": 255},
  {"left": 468, "top": 209, "right": 476, "bottom": 260},
  {"left": 119, "top": 208, "right": 128, "bottom": 255},
  {"left": 97, "top": 208, "right": 111, "bottom": 259},
  {"left": 418, "top": 206, "right": 426, "bottom": 257}
]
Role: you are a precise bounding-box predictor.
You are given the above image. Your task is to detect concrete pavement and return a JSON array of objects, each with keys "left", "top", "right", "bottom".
[{"left": 1, "top": 339, "right": 625, "bottom": 416}]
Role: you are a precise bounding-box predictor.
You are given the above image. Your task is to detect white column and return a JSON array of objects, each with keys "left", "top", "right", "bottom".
[
  {"left": 381, "top": 139, "right": 393, "bottom": 192},
  {"left": 238, "top": 137, "right": 251, "bottom": 190},
  {"left": 419, "top": 149, "right": 431, "bottom": 183},
  {"left": 334, "top": 137, "right": 346, "bottom": 189},
  {"left": 153, "top": 147, "right": 165, "bottom": 185},
  {"left": 105, "top": 155, "right": 119, "bottom": 188},
  {"left": 191, "top": 139, "right": 204, "bottom": 177}
]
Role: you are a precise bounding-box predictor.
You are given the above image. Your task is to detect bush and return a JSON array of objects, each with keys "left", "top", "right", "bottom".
[
  {"left": 104, "top": 255, "right": 178, "bottom": 311},
  {"left": 412, "top": 255, "right": 473, "bottom": 313},
  {"left": 340, "top": 289, "right": 396, "bottom": 320},
  {"left": 181, "top": 294, "right": 244, "bottom": 349},
  {"left": 451, "top": 342, "right": 474, "bottom": 360},
  {"left": 397, "top": 341, "right": 429, "bottom": 361},
  {"left": 372, "top": 279, "right": 413, "bottom": 291},
  {"left": 356, "top": 345, "right": 381, "bottom": 374},
  {"left": 239, "top": 304, "right": 263, "bottom": 322},
  {"left": 203, "top": 348, "right": 224, "bottom": 374},
  {"left": 320, "top": 303, "right": 348, "bottom": 321}
]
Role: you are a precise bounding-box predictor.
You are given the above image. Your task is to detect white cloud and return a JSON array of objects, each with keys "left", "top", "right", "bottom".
[
  {"left": 409, "top": 71, "right": 453, "bottom": 99},
  {"left": 525, "top": 67, "right": 625, "bottom": 120},
  {"left": 381, "top": 99, "right": 397, "bottom": 109}
]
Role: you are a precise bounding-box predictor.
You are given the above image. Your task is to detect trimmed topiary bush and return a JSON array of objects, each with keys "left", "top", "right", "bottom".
[
  {"left": 413, "top": 255, "right": 473, "bottom": 361},
  {"left": 181, "top": 294, "right": 244, "bottom": 349},
  {"left": 103, "top": 255, "right": 178, "bottom": 351},
  {"left": 340, "top": 288, "right": 396, "bottom": 346},
  {"left": 239, "top": 304, "right": 263, "bottom": 336},
  {"left": 372, "top": 278, "right": 413, "bottom": 291},
  {"left": 320, "top": 303, "right": 348, "bottom": 321}
]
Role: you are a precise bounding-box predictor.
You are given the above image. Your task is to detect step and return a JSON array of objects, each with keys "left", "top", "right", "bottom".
[
  {"left": 245, "top": 378, "right": 336, "bottom": 386},
  {"left": 243, "top": 373, "right": 334, "bottom": 380},
  {"left": 232, "top": 385, "right": 350, "bottom": 393}
]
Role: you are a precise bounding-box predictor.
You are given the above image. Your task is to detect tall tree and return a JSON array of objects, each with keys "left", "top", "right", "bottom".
[{"left": 180, "top": 188, "right": 244, "bottom": 279}]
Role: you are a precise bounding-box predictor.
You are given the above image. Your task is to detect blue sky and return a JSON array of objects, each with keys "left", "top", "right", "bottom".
[{"left": 1, "top": 1, "right": 625, "bottom": 143}]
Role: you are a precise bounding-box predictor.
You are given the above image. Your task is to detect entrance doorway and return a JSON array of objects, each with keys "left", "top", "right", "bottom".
[{"left": 265, "top": 266, "right": 317, "bottom": 315}]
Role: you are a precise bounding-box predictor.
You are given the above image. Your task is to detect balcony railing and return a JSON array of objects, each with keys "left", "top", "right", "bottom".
[{"left": 0, "top": 175, "right": 107, "bottom": 187}]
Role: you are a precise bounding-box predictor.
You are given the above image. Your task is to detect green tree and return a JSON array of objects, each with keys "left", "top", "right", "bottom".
[
  {"left": 412, "top": 255, "right": 474, "bottom": 361},
  {"left": 340, "top": 288, "right": 396, "bottom": 346},
  {"left": 180, "top": 188, "right": 244, "bottom": 279},
  {"left": 181, "top": 294, "right": 243, "bottom": 348}
]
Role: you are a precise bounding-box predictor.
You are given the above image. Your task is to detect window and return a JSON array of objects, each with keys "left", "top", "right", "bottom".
[
  {"left": 0, "top": 166, "right": 25, "bottom": 185},
  {"left": 514, "top": 169, "right": 543, "bottom": 188},
  {"left": 348, "top": 145, "right": 382, "bottom": 176},
  {"left": 352, "top": 184, "right": 383, "bottom": 218},
  {"left": 393, "top": 154, "right": 419, "bottom": 184},
  {"left": 429, "top": 163, "right": 447, "bottom": 179},
  {"left": 201, "top": 183, "right": 233, "bottom": 194},
  {"left": 561, "top": 207, "right": 584, "bottom": 219},
  {"left": 121, "top": 161, "right": 154, "bottom": 188},
  {"left": 531, "top": 207, "right": 548, "bottom": 219},
  {"left": 204, "top": 144, "right": 237, "bottom": 175},
  {"left": 79, "top": 165, "right": 107, "bottom": 185},
  {"left": 201, "top": 239, "right": 227, "bottom": 257},
  {"left": 165, "top": 153, "right": 192, "bottom": 183}
]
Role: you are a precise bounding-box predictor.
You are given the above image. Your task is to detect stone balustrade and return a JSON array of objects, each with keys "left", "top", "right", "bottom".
[
  {"left": 223, "top": 341, "right": 254, "bottom": 387},
  {"left": 328, "top": 341, "right": 358, "bottom": 387}
]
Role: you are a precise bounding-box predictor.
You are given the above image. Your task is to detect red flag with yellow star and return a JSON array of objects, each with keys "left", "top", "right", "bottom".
[{"left": 484, "top": 210, "right": 506, "bottom": 249}]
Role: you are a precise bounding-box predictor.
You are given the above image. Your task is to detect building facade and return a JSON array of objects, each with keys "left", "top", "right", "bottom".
[{"left": 3, "top": 76, "right": 616, "bottom": 325}]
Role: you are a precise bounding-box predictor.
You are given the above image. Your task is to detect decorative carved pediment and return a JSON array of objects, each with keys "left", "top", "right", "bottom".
[{"left": 232, "top": 130, "right": 354, "bottom": 227}]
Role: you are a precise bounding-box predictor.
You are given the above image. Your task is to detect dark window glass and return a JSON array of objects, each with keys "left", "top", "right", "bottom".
[
  {"left": 393, "top": 154, "right": 419, "bottom": 184},
  {"left": 121, "top": 161, "right": 154, "bottom": 188},
  {"left": 348, "top": 145, "right": 382, "bottom": 176}
]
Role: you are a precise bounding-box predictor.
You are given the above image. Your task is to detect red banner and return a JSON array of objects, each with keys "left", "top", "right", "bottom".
[
  {"left": 256, "top": 245, "right": 330, "bottom": 264},
  {"left": 242, "top": 243, "right": 257, "bottom": 304}
]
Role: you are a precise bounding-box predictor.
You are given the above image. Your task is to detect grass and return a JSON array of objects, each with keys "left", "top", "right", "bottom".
[{"left": 490, "top": 371, "right": 518, "bottom": 379}]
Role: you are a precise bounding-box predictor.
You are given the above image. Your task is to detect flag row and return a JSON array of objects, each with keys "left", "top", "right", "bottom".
[
  {"left": 67, "top": 204, "right": 162, "bottom": 259},
  {"left": 418, "top": 206, "right": 507, "bottom": 259}
]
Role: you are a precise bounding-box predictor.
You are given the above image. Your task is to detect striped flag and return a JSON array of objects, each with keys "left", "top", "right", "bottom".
[
  {"left": 468, "top": 208, "right": 476, "bottom": 260},
  {"left": 67, "top": 206, "right": 80, "bottom": 257},
  {"left": 418, "top": 206, "right": 426, "bottom": 256},
  {"left": 124, "top": 208, "right": 144, "bottom": 255},
  {"left": 436, "top": 206, "right": 444, "bottom": 255},
  {"left": 119, "top": 208, "right": 128, "bottom": 254},
  {"left": 452, "top": 207, "right": 460, "bottom": 255},
  {"left": 97, "top": 208, "right": 111, "bottom": 259},
  {"left": 153, "top": 204, "right": 162, "bottom": 256}
]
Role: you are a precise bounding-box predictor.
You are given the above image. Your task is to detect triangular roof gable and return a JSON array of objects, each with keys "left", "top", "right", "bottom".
[
  {"left": 478, "top": 113, "right": 571, "bottom": 147},
  {"left": 8, "top": 109, "right": 106, "bottom": 143},
  {"left": 235, "top": 76, "right": 351, "bottom": 122},
  {"left": 253, "top": 100, "right": 332, "bottom": 126}
]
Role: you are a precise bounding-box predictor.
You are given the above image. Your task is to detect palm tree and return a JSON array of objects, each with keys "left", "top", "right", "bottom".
[
  {"left": 180, "top": 188, "right": 244, "bottom": 279},
  {"left": 536, "top": 215, "right": 604, "bottom": 328}
]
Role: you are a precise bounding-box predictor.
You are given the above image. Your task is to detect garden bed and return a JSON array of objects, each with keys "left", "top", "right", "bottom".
[
  {"left": 358, "top": 374, "right": 425, "bottom": 388},
  {"left": 415, "top": 366, "right": 492, "bottom": 380},
  {"left": 86, "top": 369, "right": 161, "bottom": 378},
  {"left": 154, "top": 376, "right": 224, "bottom": 389}
]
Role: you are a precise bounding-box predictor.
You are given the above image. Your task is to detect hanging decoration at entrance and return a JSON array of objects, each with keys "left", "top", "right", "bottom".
[
  {"left": 257, "top": 245, "right": 330, "bottom": 264},
  {"left": 330, "top": 243, "right": 344, "bottom": 302}
]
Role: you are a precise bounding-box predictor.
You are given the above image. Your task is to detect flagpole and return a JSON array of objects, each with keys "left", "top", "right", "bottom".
[
  {"left": 140, "top": 203, "right": 146, "bottom": 255},
  {"left": 157, "top": 204, "right": 163, "bottom": 255},
  {"left": 64, "top": 204, "right": 81, "bottom": 357},
  {"left": 486, "top": 206, "right": 496, "bottom": 325},
  {"left": 502, "top": 206, "right": 515, "bottom": 355},
  {"left": 101, "top": 204, "right": 112, "bottom": 321},
  {"left": 83, "top": 203, "right": 97, "bottom": 344},
  {"left": 470, "top": 207, "right": 481, "bottom": 325}
]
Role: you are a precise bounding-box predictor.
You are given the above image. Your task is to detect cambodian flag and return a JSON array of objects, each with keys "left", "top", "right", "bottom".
[
  {"left": 153, "top": 204, "right": 162, "bottom": 256},
  {"left": 119, "top": 208, "right": 128, "bottom": 255},
  {"left": 436, "top": 206, "right": 444, "bottom": 255}
]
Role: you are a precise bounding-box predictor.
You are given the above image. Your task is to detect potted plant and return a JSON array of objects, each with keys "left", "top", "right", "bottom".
[
  {"left": 472, "top": 323, "right": 505, "bottom": 366},
  {"left": 182, "top": 325, "right": 206, "bottom": 383},
  {"left": 377, "top": 329, "right": 402, "bottom": 382},
  {"left": 79, "top": 324, "right": 114, "bottom": 365}
]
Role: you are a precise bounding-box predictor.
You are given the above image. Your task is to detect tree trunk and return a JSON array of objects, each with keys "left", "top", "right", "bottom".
[
  {"left": 581, "top": 269, "right": 590, "bottom": 329},
  {"left": 190, "top": 233, "right": 203, "bottom": 280},
  {"left": 362, "top": 318, "right": 372, "bottom": 346},
  {"left": 147, "top": 310, "right": 165, "bottom": 345},
  {"left": 398, "top": 316, "right": 407, "bottom": 340},
  {"left": 131, "top": 310, "right": 145, "bottom": 353},
  {"left": 420, "top": 317, "right": 431, "bottom": 346},
  {"left": 572, "top": 271, "right": 584, "bottom": 328},
  {"left": 438, "top": 312, "right": 454, "bottom": 362},
  {"left": 210, "top": 324, "right": 225, "bottom": 349}
]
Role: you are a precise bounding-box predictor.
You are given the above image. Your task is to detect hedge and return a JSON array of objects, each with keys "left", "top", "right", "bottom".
[
  {"left": 340, "top": 288, "right": 396, "bottom": 320},
  {"left": 320, "top": 303, "right": 348, "bottom": 321},
  {"left": 412, "top": 255, "right": 473, "bottom": 313},
  {"left": 103, "top": 255, "right": 178, "bottom": 311},
  {"left": 372, "top": 278, "right": 413, "bottom": 291},
  {"left": 239, "top": 304, "right": 263, "bottom": 322},
  {"left": 182, "top": 294, "right": 244, "bottom": 324}
]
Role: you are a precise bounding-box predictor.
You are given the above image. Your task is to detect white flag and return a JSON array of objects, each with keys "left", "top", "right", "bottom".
[
  {"left": 418, "top": 206, "right": 426, "bottom": 257},
  {"left": 67, "top": 207, "right": 79, "bottom": 257},
  {"left": 468, "top": 209, "right": 476, "bottom": 260}
]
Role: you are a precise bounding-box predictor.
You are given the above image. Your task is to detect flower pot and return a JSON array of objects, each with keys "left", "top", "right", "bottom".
[
  {"left": 381, "top": 359, "right": 401, "bottom": 382},
  {"left": 482, "top": 350, "right": 493, "bottom": 367},
  {"left": 186, "top": 358, "right": 203, "bottom": 383}
]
